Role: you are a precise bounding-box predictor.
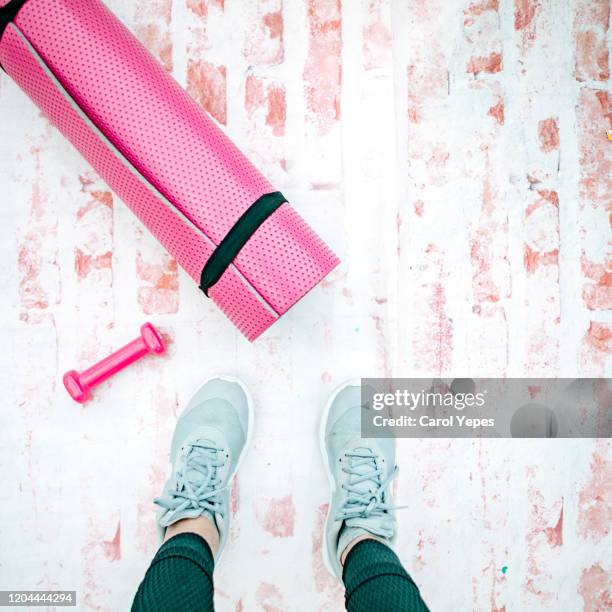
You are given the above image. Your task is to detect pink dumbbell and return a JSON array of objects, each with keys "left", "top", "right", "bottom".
[{"left": 63, "top": 323, "right": 165, "bottom": 403}]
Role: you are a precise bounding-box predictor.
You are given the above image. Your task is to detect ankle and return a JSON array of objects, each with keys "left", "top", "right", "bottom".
[
  {"left": 163, "top": 516, "right": 220, "bottom": 555},
  {"left": 340, "top": 534, "right": 388, "bottom": 566}
]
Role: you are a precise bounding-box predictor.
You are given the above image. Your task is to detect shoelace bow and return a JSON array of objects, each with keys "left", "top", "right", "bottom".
[
  {"left": 336, "top": 449, "right": 402, "bottom": 533},
  {"left": 155, "top": 442, "right": 227, "bottom": 519}
]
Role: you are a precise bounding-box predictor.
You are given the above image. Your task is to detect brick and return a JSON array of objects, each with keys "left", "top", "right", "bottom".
[
  {"left": 581, "top": 254, "right": 612, "bottom": 311},
  {"left": 488, "top": 98, "right": 505, "bottom": 125},
  {"left": 537, "top": 117, "right": 559, "bottom": 153},
  {"left": 463, "top": 0, "right": 503, "bottom": 76},
  {"left": 187, "top": 60, "right": 227, "bottom": 125},
  {"left": 412, "top": 244, "right": 453, "bottom": 374},
  {"left": 407, "top": 47, "right": 448, "bottom": 124},
  {"left": 576, "top": 89, "right": 611, "bottom": 318},
  {"left": 243, "top": 0, "right": 284, "bottom": 66},
  {"left": 187, "top": 0, "right": 224, "bottom": 18},
  {"left": 245, "top": 74, "right": 286, "bottom": 137},
  {"left": 363, "top": 0, "right": 391, "bottom": 71},
  {"left": 574, "top": 0, "right": 610, "bottom": 82},
  {"left": 304, "top": 0, "right": 342, "bottom": 136},
  {"left": 514, "top": 0, "right": 540, "bottom": 50},
  {"left": 467, "top": 52, "right": 503, "bottom": 75},
  {"left": 523, "top": 190, "right": 560, "bottom": 373},
  {"left": 71, "top": 172, "right": 114, "bottom": 364},
  {"left": 580, "top": 322, "right": 612, "bottom": 374},
  {"left": 134, "top": 0, "right": 174, "bottom": 72},
  {"left": 18, "top": 147, "right": 59, "bottom": 324},
  {"left": 577, "top": 89, "right": 612, "bottom": 205},
  {"left": 136, "top": 245, "right": 179, "bottom": 315}
]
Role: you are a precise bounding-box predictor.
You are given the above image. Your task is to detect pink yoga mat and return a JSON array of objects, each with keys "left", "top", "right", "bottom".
[{"left": 0, "top": 0, "right": 339, "bottom": 341}]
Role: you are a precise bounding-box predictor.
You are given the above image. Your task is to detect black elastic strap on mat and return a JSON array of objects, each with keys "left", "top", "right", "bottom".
[
  {"left": 0, "top": 0, "right": 28, "bottom": 41},
  {"left": 200, "top": 191, "right": 287, "bottom": 296}
]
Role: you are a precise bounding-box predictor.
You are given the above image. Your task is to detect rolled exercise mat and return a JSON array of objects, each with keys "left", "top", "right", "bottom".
[{"left": 0, "top": 0, "right": 339, "bottom": 341}]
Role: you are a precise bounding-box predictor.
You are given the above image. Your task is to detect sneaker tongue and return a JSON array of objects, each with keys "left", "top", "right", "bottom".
[
  {"left": 344, "top": 446, "right": 394, "bottom": 538},
  {"left": 349, "top": 446, "right": 378, "bottom": 495},
  {"left": 185, "top": 467, "right": 207, "bottom": 485},
  {"left": 184, "top": 441, "right": 218, "bottom": 487}
]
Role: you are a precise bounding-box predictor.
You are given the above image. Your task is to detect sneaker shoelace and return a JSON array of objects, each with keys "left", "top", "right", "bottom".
[
  {"left": 155, "top": 442, "right": 228, "bottom": 520},
  {"left": 336, "top": 448, "right": 399, "bottom": 538}
]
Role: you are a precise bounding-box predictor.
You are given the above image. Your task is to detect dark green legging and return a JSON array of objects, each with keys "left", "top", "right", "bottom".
[{"left": 132, "top": 533, "right": 430, "bottom": 611}]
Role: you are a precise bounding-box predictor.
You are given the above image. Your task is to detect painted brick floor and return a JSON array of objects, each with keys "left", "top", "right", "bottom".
[{"left": 0, "top": 1, "right": 610, "bottom": 610}]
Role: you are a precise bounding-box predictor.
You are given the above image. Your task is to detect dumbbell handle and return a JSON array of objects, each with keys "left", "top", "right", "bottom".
[{"left": 63, "top": 323, "right": 165, "bottom": 403}]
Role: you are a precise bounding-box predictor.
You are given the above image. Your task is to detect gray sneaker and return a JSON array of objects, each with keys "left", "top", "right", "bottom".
[
  {"left": 155, "top": 376, "right": 253, "bottom": 562},
  {"left": 320, "top": 381, "right": 398, "bottom": 579}
]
